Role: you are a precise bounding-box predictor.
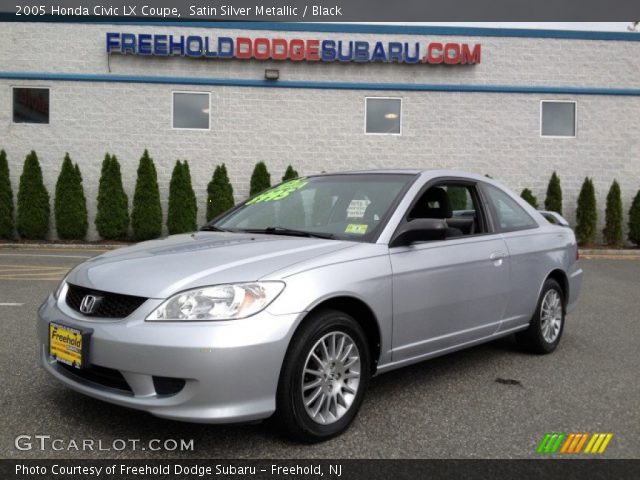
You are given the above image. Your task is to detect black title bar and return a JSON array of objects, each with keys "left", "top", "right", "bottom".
[
  {"left": 2, "top": 459, "right": 640, "bottom": 480},
  {"left": 1, "top": 0, "right": 640, "bottom": 21}
]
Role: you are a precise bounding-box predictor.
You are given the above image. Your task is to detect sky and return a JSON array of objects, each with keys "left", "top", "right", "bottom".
[{"left": 397, "top": 23, "right": 634, "bottom": 32}]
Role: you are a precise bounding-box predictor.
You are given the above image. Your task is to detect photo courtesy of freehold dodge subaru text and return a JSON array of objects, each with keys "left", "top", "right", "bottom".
[{"left": 0, "top": 1, "right": 639, "bottom": 479}]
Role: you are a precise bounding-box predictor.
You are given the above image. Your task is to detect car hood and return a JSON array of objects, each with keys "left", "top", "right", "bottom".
[{"left": 67, "top": 232, "right": 355, "bottom": 298}]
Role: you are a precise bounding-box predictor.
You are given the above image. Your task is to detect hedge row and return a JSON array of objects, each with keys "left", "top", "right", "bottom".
[
  {"left": 0, "top": 149, "right": 299, "bottom": 241},
  {"left": 520, "top": 171, "right": 640, "bottom": 247},
  {"left": 1, "top": 149, "right": 639, "bottom": 246}
]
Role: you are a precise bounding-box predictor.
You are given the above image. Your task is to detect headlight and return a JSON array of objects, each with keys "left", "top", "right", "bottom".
[
  {"left": 53, "top": 276, "right": 68, "bottom": 300},
  {"left": 146, "top": 282, "right": 285, "bottom": 321}
]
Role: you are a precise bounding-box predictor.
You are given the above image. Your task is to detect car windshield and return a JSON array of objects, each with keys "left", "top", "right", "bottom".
[{"left": 209, "top": 174, "right": 415, "bottom": 242}]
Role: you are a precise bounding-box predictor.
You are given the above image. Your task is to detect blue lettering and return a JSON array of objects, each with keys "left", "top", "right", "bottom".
[
  {"left": 371, "top": 41, "right": 387, "bottom": 62},
  {"left": 169, "top": 35, "right": 185, "bottom": 56},
  {"left": 218, "top": 37, "right": 234, "bottom": 58},
  {"left": 203, "top": 37, "right": 217, "bottom": 57},
  {"left": 153, "top": 35, "right": 168, "bottom": 55},
  {"left": 120, "top": 33, "right": 136, "bottom": 54},
  {"left": 105, "top": 32, "right": 120, "bottom": 53},
  {"left": 404, "top": 42, "right": 420, "bottom": 63},
  {"left": 138, "top": 34, "right": 152, "bottom": 55},
  {"left": 354, "top": 41, "right": 369, "bottom": 62},
  {"left": 321, "top": 40, "right": 336, "bottom": 61},
  {"left": 388, "top": 42, "right": 403, "bottom": 63},
  {"left": 337, "top": 41, "right": 353, "bottom": 62},
  {"left": 186, "top": 35, "right": 203, "bottom": 57}
]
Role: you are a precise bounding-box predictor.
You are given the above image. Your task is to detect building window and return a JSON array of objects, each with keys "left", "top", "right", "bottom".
[
  {"left": 172, "top": 92, "right": 210, "bottom": 130},
  {"left": 12, "top": 88, "right": 50, "bottom": 124},
  {"left": 365, "top": 97, "right": 401, "bottom": 135},
  {"left": 540, "top": 100, "right": 576, "bottom": 137}
]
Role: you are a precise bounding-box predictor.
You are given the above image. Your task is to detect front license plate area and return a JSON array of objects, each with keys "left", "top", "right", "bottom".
[{"left": 49, "top": 322, "right": 91, "bottom": 369}]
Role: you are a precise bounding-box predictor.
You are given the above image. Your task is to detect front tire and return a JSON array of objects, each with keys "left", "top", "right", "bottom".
[
  {"left": 275, "top": 309, "right": 371, "bottom": 443},
  {"left": 516, "top": 278, "right": 565, "bottom": 354}
]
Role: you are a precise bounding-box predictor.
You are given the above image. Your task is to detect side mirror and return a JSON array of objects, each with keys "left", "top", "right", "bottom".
[{"left": 390, "top": 218, "right": 447, "bottom": 247}]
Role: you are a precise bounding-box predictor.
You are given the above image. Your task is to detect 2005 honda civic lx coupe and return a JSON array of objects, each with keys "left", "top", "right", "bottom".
[{"left": 38, "top": 170, "right": 582, "bottom": 442}]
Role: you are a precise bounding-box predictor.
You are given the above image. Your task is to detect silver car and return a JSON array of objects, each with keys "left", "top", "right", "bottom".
[{"left": 38, "top": 170, "right": 582, "bottom": 442}]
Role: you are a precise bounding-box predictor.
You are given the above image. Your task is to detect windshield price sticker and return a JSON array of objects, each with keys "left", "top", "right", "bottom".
[{"left": 246, "top": 178, "right": 308, "bottom": 204}]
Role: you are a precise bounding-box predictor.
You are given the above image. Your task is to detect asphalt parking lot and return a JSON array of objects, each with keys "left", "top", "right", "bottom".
[{"left": 0, "top": 246, "right": 638, "bottom": 459}]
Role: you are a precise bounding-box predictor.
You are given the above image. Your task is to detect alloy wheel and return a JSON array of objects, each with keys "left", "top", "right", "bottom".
[
  {"left": 301, "top": 331, "right": 361, "bottom": 425},
  {"left": 540, "top": 289, "right": 563, "bottom": 343}
]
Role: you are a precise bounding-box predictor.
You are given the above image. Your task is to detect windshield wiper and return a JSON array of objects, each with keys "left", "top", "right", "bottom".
[
  {"left": 199, "top": 225, "right": 232, "bottom": 232},
  {"left": 240, "top": 226, "right": 335, "bottom": 240}
]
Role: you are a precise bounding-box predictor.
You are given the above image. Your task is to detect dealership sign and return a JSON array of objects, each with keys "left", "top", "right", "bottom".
[{"left": 106, "top": 33, "right": 481, "bottom": 65}]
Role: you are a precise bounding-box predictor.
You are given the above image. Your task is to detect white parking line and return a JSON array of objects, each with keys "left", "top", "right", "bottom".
[
  {"left": 0, "top": 303, "right": 24, "bottom": 306},
  {"left": 0, "top": 253, "right": 91, "bottom": 259}
]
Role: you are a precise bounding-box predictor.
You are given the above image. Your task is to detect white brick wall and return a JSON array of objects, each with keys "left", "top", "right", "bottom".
[{"left": 0, "top": 23, "right": 639, "bottom": 240}]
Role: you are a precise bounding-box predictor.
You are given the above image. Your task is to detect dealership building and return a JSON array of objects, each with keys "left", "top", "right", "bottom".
[{"left": 1, "top": 22, "right": 639, "bottom": 240}]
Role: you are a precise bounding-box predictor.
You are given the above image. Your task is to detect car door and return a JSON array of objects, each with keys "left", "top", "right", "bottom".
[{"left": 389, "top": 180, "right": 511, "bottom": 363}]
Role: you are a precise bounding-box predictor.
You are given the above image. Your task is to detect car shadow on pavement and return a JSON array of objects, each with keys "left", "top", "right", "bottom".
[{"left": 40, "top": 335, "right": 528, "bottom": 455}]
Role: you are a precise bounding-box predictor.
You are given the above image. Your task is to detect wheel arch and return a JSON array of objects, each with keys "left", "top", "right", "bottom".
[
  {"left": 297, "top": 296, "right": 382, "bottom": 374},
  {"left": 545, "top": 268, "right": 569, "bottom": 307}
]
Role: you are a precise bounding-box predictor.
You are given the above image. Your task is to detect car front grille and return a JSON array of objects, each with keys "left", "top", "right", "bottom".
[
  {"left": 65, "top": 283, "right": 147, "bottom": 318},
  {"left": 56, "top": 362, "right": 133, "bottom": 394}
]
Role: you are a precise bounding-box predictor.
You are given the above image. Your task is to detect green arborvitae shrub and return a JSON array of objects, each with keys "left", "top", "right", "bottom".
[
  {"left": 54, "top": 153, "right": 88, "bottom": 240},
  {"left": 282, "top": 165, "right": 299, "bottom": 182},
  {"left": 206, "top": 164, "right": 234, "bottom": 221},
  {"left": 167, "top": 160, "right": 197, "bottom": 235},
  {"left": 447, "top": 186, "right": 468, "bottom": 211},
  {"left": 16, "top": 151, "right": 50, "bottom": 239},
  {"left": 628, "top": 189, "right": 640, "bottom": 247},
  {"left": 0, "top": 150, "right": 14, "bottom": 239},
  {"left": 131, "top": 150, "right": 162, "bottom": 241},
  {"left": 603, "top": 180, "right": 623, "bottom": 247},
  {"left": 575, "top": 177, "right": 597, "bottom": 246},
  {"left": 95, "top": 154, "right": 129, "bottom": 240},
  {"left": 250, "top": 162, "right": 271, "bottom": 196},
  {"left": 545, "top": 171, "right": 563, "bottom": 215},
  {"left": 520, "top": 188, "right": 539, "bottom": 209},
  {"left": 182, "top": 162, "right": 198, "bottom": 229}
]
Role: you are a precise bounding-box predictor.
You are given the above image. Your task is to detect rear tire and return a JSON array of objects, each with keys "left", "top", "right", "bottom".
[
  {"left": 516, "top": 278, "right": 565, "bottom": 354},
  {"left": 275, "top": 309, "right": 370, "bottom": 443}
]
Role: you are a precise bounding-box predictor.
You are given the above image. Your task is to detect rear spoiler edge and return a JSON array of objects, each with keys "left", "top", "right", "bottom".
[{"left": 539, "top": 210, "right": 570, "bottom": 227}]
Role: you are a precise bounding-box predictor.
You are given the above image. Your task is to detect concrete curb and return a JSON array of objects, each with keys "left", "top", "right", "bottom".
[
  {"left": 1, "top": 243, "right": 638, "bottom": 256},
  {"left": 579, "top": 249, "right": 640, "bottom": 256}
]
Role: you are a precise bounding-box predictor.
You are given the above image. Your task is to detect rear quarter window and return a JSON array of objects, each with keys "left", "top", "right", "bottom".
[{"left": 484, "top": 184, "right": 538, "bottom": 232}]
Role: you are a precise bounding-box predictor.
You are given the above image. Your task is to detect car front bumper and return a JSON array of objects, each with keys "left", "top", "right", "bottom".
[{"left": 37, "top": 291, "right": 303, "bottom": 423}]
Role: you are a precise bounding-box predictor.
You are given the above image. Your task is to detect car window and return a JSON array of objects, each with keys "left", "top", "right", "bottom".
[
  {"left": 484, "top": 184, "right": 538, "bottom": 231},
  {"left": 213, "top": 174, "right": 415, "bottom": 242},
  {"left": 408, "top": 183, "right": 486, "bottom": 238}
]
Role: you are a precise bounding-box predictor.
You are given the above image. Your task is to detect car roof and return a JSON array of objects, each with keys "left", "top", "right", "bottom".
[{"left": 313, "top": 169, "right": 493, "bottom": 182}]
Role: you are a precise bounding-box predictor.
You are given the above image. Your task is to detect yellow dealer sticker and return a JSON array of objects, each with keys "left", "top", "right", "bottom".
[
  {"left": 345, "top": 224, "right": 368, "bottom": 235},
  {"left": 49, "top": 323, "right": 87, "bottom": 369}
]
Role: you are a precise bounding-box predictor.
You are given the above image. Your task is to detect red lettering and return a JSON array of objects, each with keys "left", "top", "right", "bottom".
[
  {"left": 290, "top": 39, "right": 305, "bottom": 61},
  {"left": 253, "top": 38, "right": 270, "bottom": 59},
  {"left": 444, "top": 43, "right": 461, "bottom": 64},
  {"left": 427, "top": 43, "right": 443, "bottom": 64},
  {"left": 461, "top": 44, "right": 481, "bottom": 64},
  {"left": 306, "top": 39, "right": 320, "bottom": 61},
  {"left": 271, "top": 38, "right": 288, "bottom": 60},
  {"left": 235, "top": 37, "right": 252, "bottom": 59}
]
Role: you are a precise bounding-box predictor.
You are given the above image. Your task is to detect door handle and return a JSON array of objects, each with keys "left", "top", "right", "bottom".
[{"left": 489, "top": 252, "right": 507, "bottom": 265}]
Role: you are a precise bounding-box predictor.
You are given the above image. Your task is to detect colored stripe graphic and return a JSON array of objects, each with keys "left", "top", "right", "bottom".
[
  {"left": 537, "top": 433, "right": 566, "bottom": 454},
  {"left": 540, "top": 433, "right": 613, "bottom": 454}
]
